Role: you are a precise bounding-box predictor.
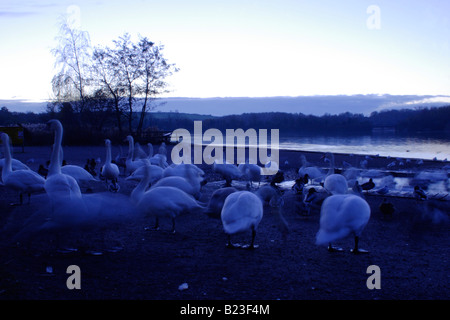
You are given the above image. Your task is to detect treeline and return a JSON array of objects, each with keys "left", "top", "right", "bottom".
[{"left": 1, "top": 105, "right": 449, "bottom": 146}]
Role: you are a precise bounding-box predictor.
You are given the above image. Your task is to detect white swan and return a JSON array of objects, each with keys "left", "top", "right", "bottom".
[
  {"left": 298, "top": 154, "right": 325, "bottom": 183},
  {"left": 221, "top": 191, "right": 263, "bottom": 249},
  {"left": 44, "top": 120, "right": 82, "bottom": 200},
  {"left": 238, "top": 163, "right": 262, "bottom": 188},
  {"left": 133, "top": 164, "right": 205, "bottom": 233},
  {"left": 324, "top": 174, "right": 349, "bottom": 195},
  {"left": 1, "top": 132, "right": 45, "bottom": 205},
  {"left": 205, "top": 187, "right": 237, "bottom": 218},
  {"left": 316, "top": 194, "right": 371, "bottom": 254},
  {"left": 213, "top": 160, "right": 242, "bottom": 187},
  {"left": 61, "top": 164, "right": 98, "bottom": 186},
  {"left": 101, "top": 139, "right": 120, "bottom": 192},
  {"left": 254, "top": 185, "right": 281, "bottom": 205},
  {"left": 163, "top": 163, "right": 205, "bottom": 186},
  {"left": 151, "top": 175, "right": 201, "bottom": 199},
  {"left": 125, "top": 163, "right": 164, "bottom": 185},
  {"left": 125, "top": 135, "right": 146, "bottom": 175}
]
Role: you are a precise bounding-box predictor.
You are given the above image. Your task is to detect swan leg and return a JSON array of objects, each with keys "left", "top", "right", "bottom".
[
  {"left": 327, "top": 243, "right": 343, "bottom": 252},
  {"left": 351, "top": 236, "right": 369, "bottom": 254},
  {"left": 242, "top": 227, "right": 259, "bottom": 250},
  {"left": 226, "top": 235, "right": 241, "bottom": 249},
  {"left": 171, "top": 218, "right": 176, "bottom": 234}
]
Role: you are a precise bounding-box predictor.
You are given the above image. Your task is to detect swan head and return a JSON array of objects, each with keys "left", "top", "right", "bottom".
[
  {"left": 105, "top": 139, "right": 111, "bottom": 146},
  {"left": 47, "top": 119, "right": 62, "bottom": 131}
]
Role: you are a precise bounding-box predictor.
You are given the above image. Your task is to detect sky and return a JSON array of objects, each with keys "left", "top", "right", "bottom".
[{"left": 0, "top": 0, "right": 449, "bottom": 112}]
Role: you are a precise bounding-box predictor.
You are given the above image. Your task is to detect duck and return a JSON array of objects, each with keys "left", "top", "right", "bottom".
[
  {"left": 270, "top": 170, "right": 284, "bottom": 187},
  {"left": 414, "top": 185, "right": 427, "bottom": 200},
  {"left": 44, "top": 119, "right": 82, "bottom": 201},
  {"left": 132, "top": 163, "right": 205, "bottom": 233},
  {"left": 361, "top": 178, "right": 375, "bottom": 192},
  {"left": 316, "top": 194, "right": 371, "bottom": 254},
  {"left": 221, "top": 191, "right": 264, "bottom": 249},
  {"left": 1, "top": 132, "right": 45, "bottom": 205},
  {"left": 302, "top": 187, "right": 328, "bottom": 216},
  {"left": 100, "top": 139, "right": 120, "bottom": 192}
]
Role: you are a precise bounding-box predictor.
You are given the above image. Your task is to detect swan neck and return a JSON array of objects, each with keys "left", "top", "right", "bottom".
[
  {"left": 327, "top": 153, "right": 335, "bottom": 175},
  {"left": 2, "top": 134, "right": 12, "bottom": 176},
  {"left": 48, "top": 123, "right": 63, "bottom": 176},
  {"left": 131, "top": 164, "right": 151, "bottom": 203},
  {"left": 106, "top": 142, "right": 112, "bottom": 164},
  {"left": 127, "top": 137, "right": 134, "bottom": 160}
]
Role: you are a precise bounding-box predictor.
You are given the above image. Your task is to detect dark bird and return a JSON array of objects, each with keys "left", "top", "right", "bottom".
[
  {"left": 414, "top": 185, "right": 427, "bottom": 200},
  {"left": 270, "top": 170, "right": 284, "bottom": 187},
  {"left": 361, "top": 178, "right": 375, "bottom": 192},
  {"left": 38, "top": 164, "right": 48, "bottom": 178},
  {"left": 292, "top": 177, "right": 305, "bottom": 194},
  {"left": 379, "top": 198, "right": 395, "bottom": 219}
]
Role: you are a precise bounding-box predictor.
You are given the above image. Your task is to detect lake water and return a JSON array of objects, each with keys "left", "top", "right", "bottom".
[
  {"left": 180, "top": 132, "right": 450, "bottom": 161},
  {"left": 278, "top": 134, "right": 450, "bottom": 161}
]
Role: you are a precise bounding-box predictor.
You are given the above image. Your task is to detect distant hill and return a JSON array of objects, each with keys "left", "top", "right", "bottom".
[{"left": 2, "top": 94, "right": 450, "bottom": 116}]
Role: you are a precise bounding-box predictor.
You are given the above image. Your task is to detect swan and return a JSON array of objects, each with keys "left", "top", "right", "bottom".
[
  {"left": 134, "top": 142, "right": 148, "bottom": 160},
  {"left": 44, "top": 120, "right": 82, "bottom": 201},
  {"left": 164, "top": 163, "right": 205, "bottom": 182},
  {"left": 151, "top": 175, "right": 201, "bottom": 199},
  {"left": 238, "top": 163, "right": 262, "bottom": 188},
  {"left": 125, "top": 135, "right": 146, "bottom": 175},
  {"left": 213, "top": 160, "right": 242, "bottom": 187},
  {"left": 324, "top": 173, "right": 349, "bottom": 195},
  {"left": 101, "top": 139, "right": 120, "bottom": 192},
  {"left": 125, "top": 163, "right": 164, "bottom": 185},
  {"left": 316, "top": 194, "right": 371, "bottom": 254},
  {"left": 221, "top": 191, "right": 263, "bottom": 249},
  {"left": 0, "top": 158, "right": 31, "bottom": 171},
  {"left": 133, "top": 164, "right": 205, "bottom": 233},
  {"left": 298, "top": 154, "right": 325, "bottom": 184},
  {"left": 147, "top": 143, "right": 154, "bottom": 158},
  {"left": 1, "top": 132, "right": 45, "bottom": 205},
  {"left": 205, "top": 187, "right": 238, "bottom": 218},
  {"left": 60, "top": 164, "right": 98, "bottom": 186},
  {"left": 255, "top": 185, "right": 282, "bottom": 205}
]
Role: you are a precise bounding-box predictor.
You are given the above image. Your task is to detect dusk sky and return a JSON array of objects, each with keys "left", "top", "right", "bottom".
[{"left": 1, "top": 0, "right": 449, "bottom": 109}]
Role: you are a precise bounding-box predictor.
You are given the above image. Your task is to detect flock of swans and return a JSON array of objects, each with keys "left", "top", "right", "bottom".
[{"left": 1, "top": 119, "right": 449, "bottom": 255}]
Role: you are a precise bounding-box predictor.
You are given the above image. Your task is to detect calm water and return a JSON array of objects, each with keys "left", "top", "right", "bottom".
[
  {"left": 182, "top": 132, "right": 450, "bottom": 161},
  {"left": 278, "top": 134, "right": 450, "bottom": 161}
]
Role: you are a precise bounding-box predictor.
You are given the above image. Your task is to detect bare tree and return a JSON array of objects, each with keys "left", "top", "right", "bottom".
[
  {"left": 91, "top": 47, "right": 126, "bottom": 135},
  {"left": 51, "top": 17, "right": 92, "bottom": 115},
  {"left": 135, "top": 37, "right": 178, "bottom": 137}
]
